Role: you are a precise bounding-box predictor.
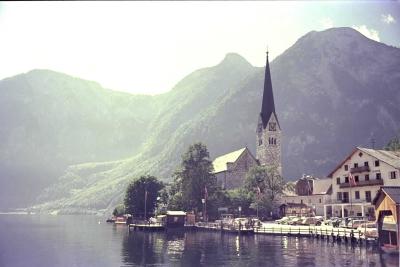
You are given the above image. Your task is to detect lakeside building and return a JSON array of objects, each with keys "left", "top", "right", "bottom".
[
  {"left": 324, "top": 147, "right": 400, "bottom": 219},
  {"left": 372, "top": 186, "right": 400, "bottom": 252},
  {"left": 280, "top": 175, "right": 332, "bottom": 216},
  {"left": 212, "top": 51, "right": 282, "bottom": 188}
]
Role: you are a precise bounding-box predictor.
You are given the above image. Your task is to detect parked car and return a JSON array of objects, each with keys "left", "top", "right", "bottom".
[
  {"left": 348, "top": 219, "right": 369, "bottom": 229},
  {"left": 288, "top": 217, "right": 303, "bottom": 225},
  {"left": 356, "top": 222, "right": 378, "bottom": 238},
  {"left": 300, "top": 217, "right": 323, "bottom": 226},
  {"left": 275, "top": 217, "right": 289, "bottom": 224}
]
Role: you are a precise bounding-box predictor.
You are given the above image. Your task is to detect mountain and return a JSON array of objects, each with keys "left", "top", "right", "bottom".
[
  {"left": 0, "top": 70, "right": 158, "bottom": 209},
  {"left": 1, "top": 27, "right": 399, "bottom": 213}
]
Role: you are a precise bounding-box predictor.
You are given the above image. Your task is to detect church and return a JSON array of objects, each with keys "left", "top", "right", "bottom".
[{"left": 213, "top": 52, "right": 282, "bottom": 189}]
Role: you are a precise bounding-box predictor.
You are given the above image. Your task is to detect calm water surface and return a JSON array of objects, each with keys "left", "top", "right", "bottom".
[{"left": 0, "top": 215, "right": 398, "bottom": 267}]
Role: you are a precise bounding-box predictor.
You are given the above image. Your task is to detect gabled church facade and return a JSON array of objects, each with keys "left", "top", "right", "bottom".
[{"left": 212, "top": 51, "right": 282, "bottom": 188}]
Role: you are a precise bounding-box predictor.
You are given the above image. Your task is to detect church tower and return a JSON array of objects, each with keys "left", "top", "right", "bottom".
[{"left": 256, "top": 51, "right": 282, "bottom": 175}]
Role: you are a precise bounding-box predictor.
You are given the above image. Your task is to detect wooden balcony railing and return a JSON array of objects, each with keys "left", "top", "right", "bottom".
[
  {"left": 350, "top": 165, "right": 370, "bottom": 174},
  {"left": 339, "top": 179, "right": 383, "bottom": 188}
]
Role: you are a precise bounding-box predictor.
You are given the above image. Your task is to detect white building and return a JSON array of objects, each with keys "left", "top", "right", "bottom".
[
  {"left": 324, "top": 147, "right": 400, "bottom": 219},
  {"left": 280, "top": 177, "right": 332, "bottom": 216}
]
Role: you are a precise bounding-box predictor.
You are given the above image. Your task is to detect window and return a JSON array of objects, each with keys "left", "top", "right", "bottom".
[
  {"left": 355, "top": 175, "right": 359, "bottom": 182},
  {"left": 354, "top": 163, "right": 358, "bottom": 168},
  {"left": 336, "top": 178, "right": 340, "bottom": 184},
  {"left": 269, "top": 122, "right": 276, "bottom": 131},
  {"left": 345, "top": 176, "right": 349, "bottom": 183},
  {"left": 375, "top": 160, "right": 380, "bottom": 167},
  {"left": 343, "top": 192, "right": 349, "bottom": 203},
  {"left": 319, "top": 198, "right": 322, "bottom": 203},
  {"left": 355, "top": 191, "right": 360, "bottom": 199},
  {"left": 308, "top": 199, "right": 311, "bottom": 203},
  {"left": 390, "top": 171, "right": 397, "bottom": 179},
  {"left": 364, "top": 161, "right": 369, "bottom": 167},
  {"left": 301, "top": 199, "right": 303, "bottom": 204},
  {"left": 365, "top": 191, "right": 371, "bottom": 202},
  {"left": 365, "top": 174, "right": 369, "bottom": 181},
  {"left": 344, "top": 165, "right": 348, "bottom": 171},
  {"left": 259, "top": 139, "right": 262, "bottom": 146},
  {"left": 376, "top": 173, "right": 381, "bottom": 180},
  {"left": 337, "top": 192, "right": 342, "bottom": 200}
]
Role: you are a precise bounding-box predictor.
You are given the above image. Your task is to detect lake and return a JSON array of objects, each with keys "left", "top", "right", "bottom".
[{"left": 0, "top": 215, "right": 398, "bottom": 267}]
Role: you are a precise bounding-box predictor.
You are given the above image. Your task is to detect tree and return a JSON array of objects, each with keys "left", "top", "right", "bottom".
[
  {"left": 245, "top": 165, "right": 284, "bottom": 209},
  {"left": 112, "top": 204, "right": 125, "bottom": 217},
  {"left": 169, "top": 142, "right": 217, "bottom": 212},
  {"left": 227, "top": 188, "right": 253, "bottom": 215},
  {"left": 384, "top": 134, "right": 400, "bottom": 151},
  {"left": 124, "top": 175, "right": 164, "bottom": 218}
]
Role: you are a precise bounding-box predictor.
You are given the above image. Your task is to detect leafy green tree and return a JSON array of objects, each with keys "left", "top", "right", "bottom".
[
  {"left": 169, "top": 142, "right": 217, "bottom": 212},
  {"left": 245, "top": 165, "right": 284, "bottom": 208},
  {"left": 384, "top": 134, "right": 400, "bottom": 151},
  {"left": 124, "top": 175, "right": 164, "bottom": 217},
  {"left": 227, "top": 188, "right": 253, "bottom": 215},
  {"left": 112, "top": 204, "right": 125, "bottom": 217}
]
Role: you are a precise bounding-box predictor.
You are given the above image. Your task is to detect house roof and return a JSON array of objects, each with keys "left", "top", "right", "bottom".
[
  {"left": 166, "top": 211, "right": 186, "bottom": 216},
  {"left": 372, "top": 186, "right": 400, "bottom": 205},
  {"left": 328, "top": 147, "right": 400, "bottom": 177},
  {"left": 212, "top": 147, "right": 247, "bottom": 173},
  {"left": 313, "top": 178, "right": 332, "bottom": 195}
]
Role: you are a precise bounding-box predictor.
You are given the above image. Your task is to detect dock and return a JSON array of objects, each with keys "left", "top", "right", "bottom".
[
  {"left": 129, "top": 222, "right": 165, "bottom": 231},
  {"left": 254, "top": 224, "right": 378, "bottom": 245}
]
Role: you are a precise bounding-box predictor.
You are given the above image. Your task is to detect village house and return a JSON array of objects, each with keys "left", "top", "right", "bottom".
[
  {"left": 324, "top": 147, "right": 400, "bottom": 219},
  {"left": 280, "top": 175, "right": 332, "bottom": 216},
  {"left": 372, "top": 186, "right": 400, "bottom": 253}
]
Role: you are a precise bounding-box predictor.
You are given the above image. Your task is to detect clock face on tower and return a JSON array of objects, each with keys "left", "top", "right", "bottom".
[{"left": 269, "top": 122, "right": 276, "bottom": 131}]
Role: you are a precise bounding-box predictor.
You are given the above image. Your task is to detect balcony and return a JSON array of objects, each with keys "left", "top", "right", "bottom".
[
  {"left": 339, "top": 179, "right": 383, "bottom": 188},
  {"left": 350, "top": 165, "right": 370, "bottom": 174},
  {"left": 325, "top": 199, "right": 372, "bottom": 205}
]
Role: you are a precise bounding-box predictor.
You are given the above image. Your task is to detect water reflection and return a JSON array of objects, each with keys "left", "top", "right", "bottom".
[{"left": 121, "top": 231, "right": 399, "bottom": 267}]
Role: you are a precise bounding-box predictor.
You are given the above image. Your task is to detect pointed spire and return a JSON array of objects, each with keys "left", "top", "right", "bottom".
[{"left": 260, "top": 49, "right": 276, "bottom": 128}]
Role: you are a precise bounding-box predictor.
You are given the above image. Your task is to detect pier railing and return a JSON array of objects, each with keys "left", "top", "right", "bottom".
[{"left": 254, "top": 225, "right": 377, "bottom": 241}]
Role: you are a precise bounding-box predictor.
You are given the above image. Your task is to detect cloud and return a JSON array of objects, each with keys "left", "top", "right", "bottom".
[
  {"left": 319, "top": 17, "right": 334, "bottom": 29},
  {"left": 352, "top": 25, "right": 380, "bottom": 42},
  {"left": 381, "top": 14, "right": 396, "bottom": 24}
]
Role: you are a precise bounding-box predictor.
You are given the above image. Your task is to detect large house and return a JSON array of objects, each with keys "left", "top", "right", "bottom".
[
  {"left": 212, "top": 51, "right": 282, "bottom": 189},
  {"left": 324, "top": 147, "right": 400, "bottom": 219}
]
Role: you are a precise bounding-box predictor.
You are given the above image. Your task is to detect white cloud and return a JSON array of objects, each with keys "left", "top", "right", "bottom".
[
  {"left": 352, "top": 25, "right": 380, "bottom": 42},
  {"left": 319, "top": 17, "right": 334, "bottom": 29},
  {"left": 381, "top": 14, "right": 396, "bottom": 24}
]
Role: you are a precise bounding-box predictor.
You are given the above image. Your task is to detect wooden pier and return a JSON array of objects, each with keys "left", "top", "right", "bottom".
[
  {"left": 128, "top": 223, "right": 165, "bottom": 231},
  {"left": 254, "top": 224, "right": 378, "bottom": 245}
]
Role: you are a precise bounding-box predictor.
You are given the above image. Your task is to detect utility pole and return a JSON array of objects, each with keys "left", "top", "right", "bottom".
[{"left": 144, "top": 188, "right": 148, "bottom": 221}]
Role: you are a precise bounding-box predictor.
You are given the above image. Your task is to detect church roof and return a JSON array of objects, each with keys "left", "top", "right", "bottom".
[
  {"left": 212, "top": 147, "right": 247, "bottom": 173},
  {"left": 260, "top": 52, "right": 278, "bottom": 128}
]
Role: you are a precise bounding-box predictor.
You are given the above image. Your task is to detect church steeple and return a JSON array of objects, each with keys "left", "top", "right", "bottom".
[
  {"left": 256, "top": 50, "right": 282, "bottom": 175},
  {"left": 260, "top": 50, "right": 277, "bottom": 128}
]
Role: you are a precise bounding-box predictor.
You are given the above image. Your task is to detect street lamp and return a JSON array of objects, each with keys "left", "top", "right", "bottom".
[
  {"left": 202, "top": 198, "right": 206, "bottom": 222},
  {"left": 238, "top": 206, "right": 242, "bottom": 218}
]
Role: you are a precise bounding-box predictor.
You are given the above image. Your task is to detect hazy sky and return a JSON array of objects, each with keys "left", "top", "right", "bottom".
[{"left": 0, "top": 1, "right": 399, "bottom": 95}]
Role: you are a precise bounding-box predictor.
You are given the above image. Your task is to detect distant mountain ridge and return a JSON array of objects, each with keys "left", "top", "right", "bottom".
[{"left": 0, "top": 27, "right": 399, "bottom": 213}]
